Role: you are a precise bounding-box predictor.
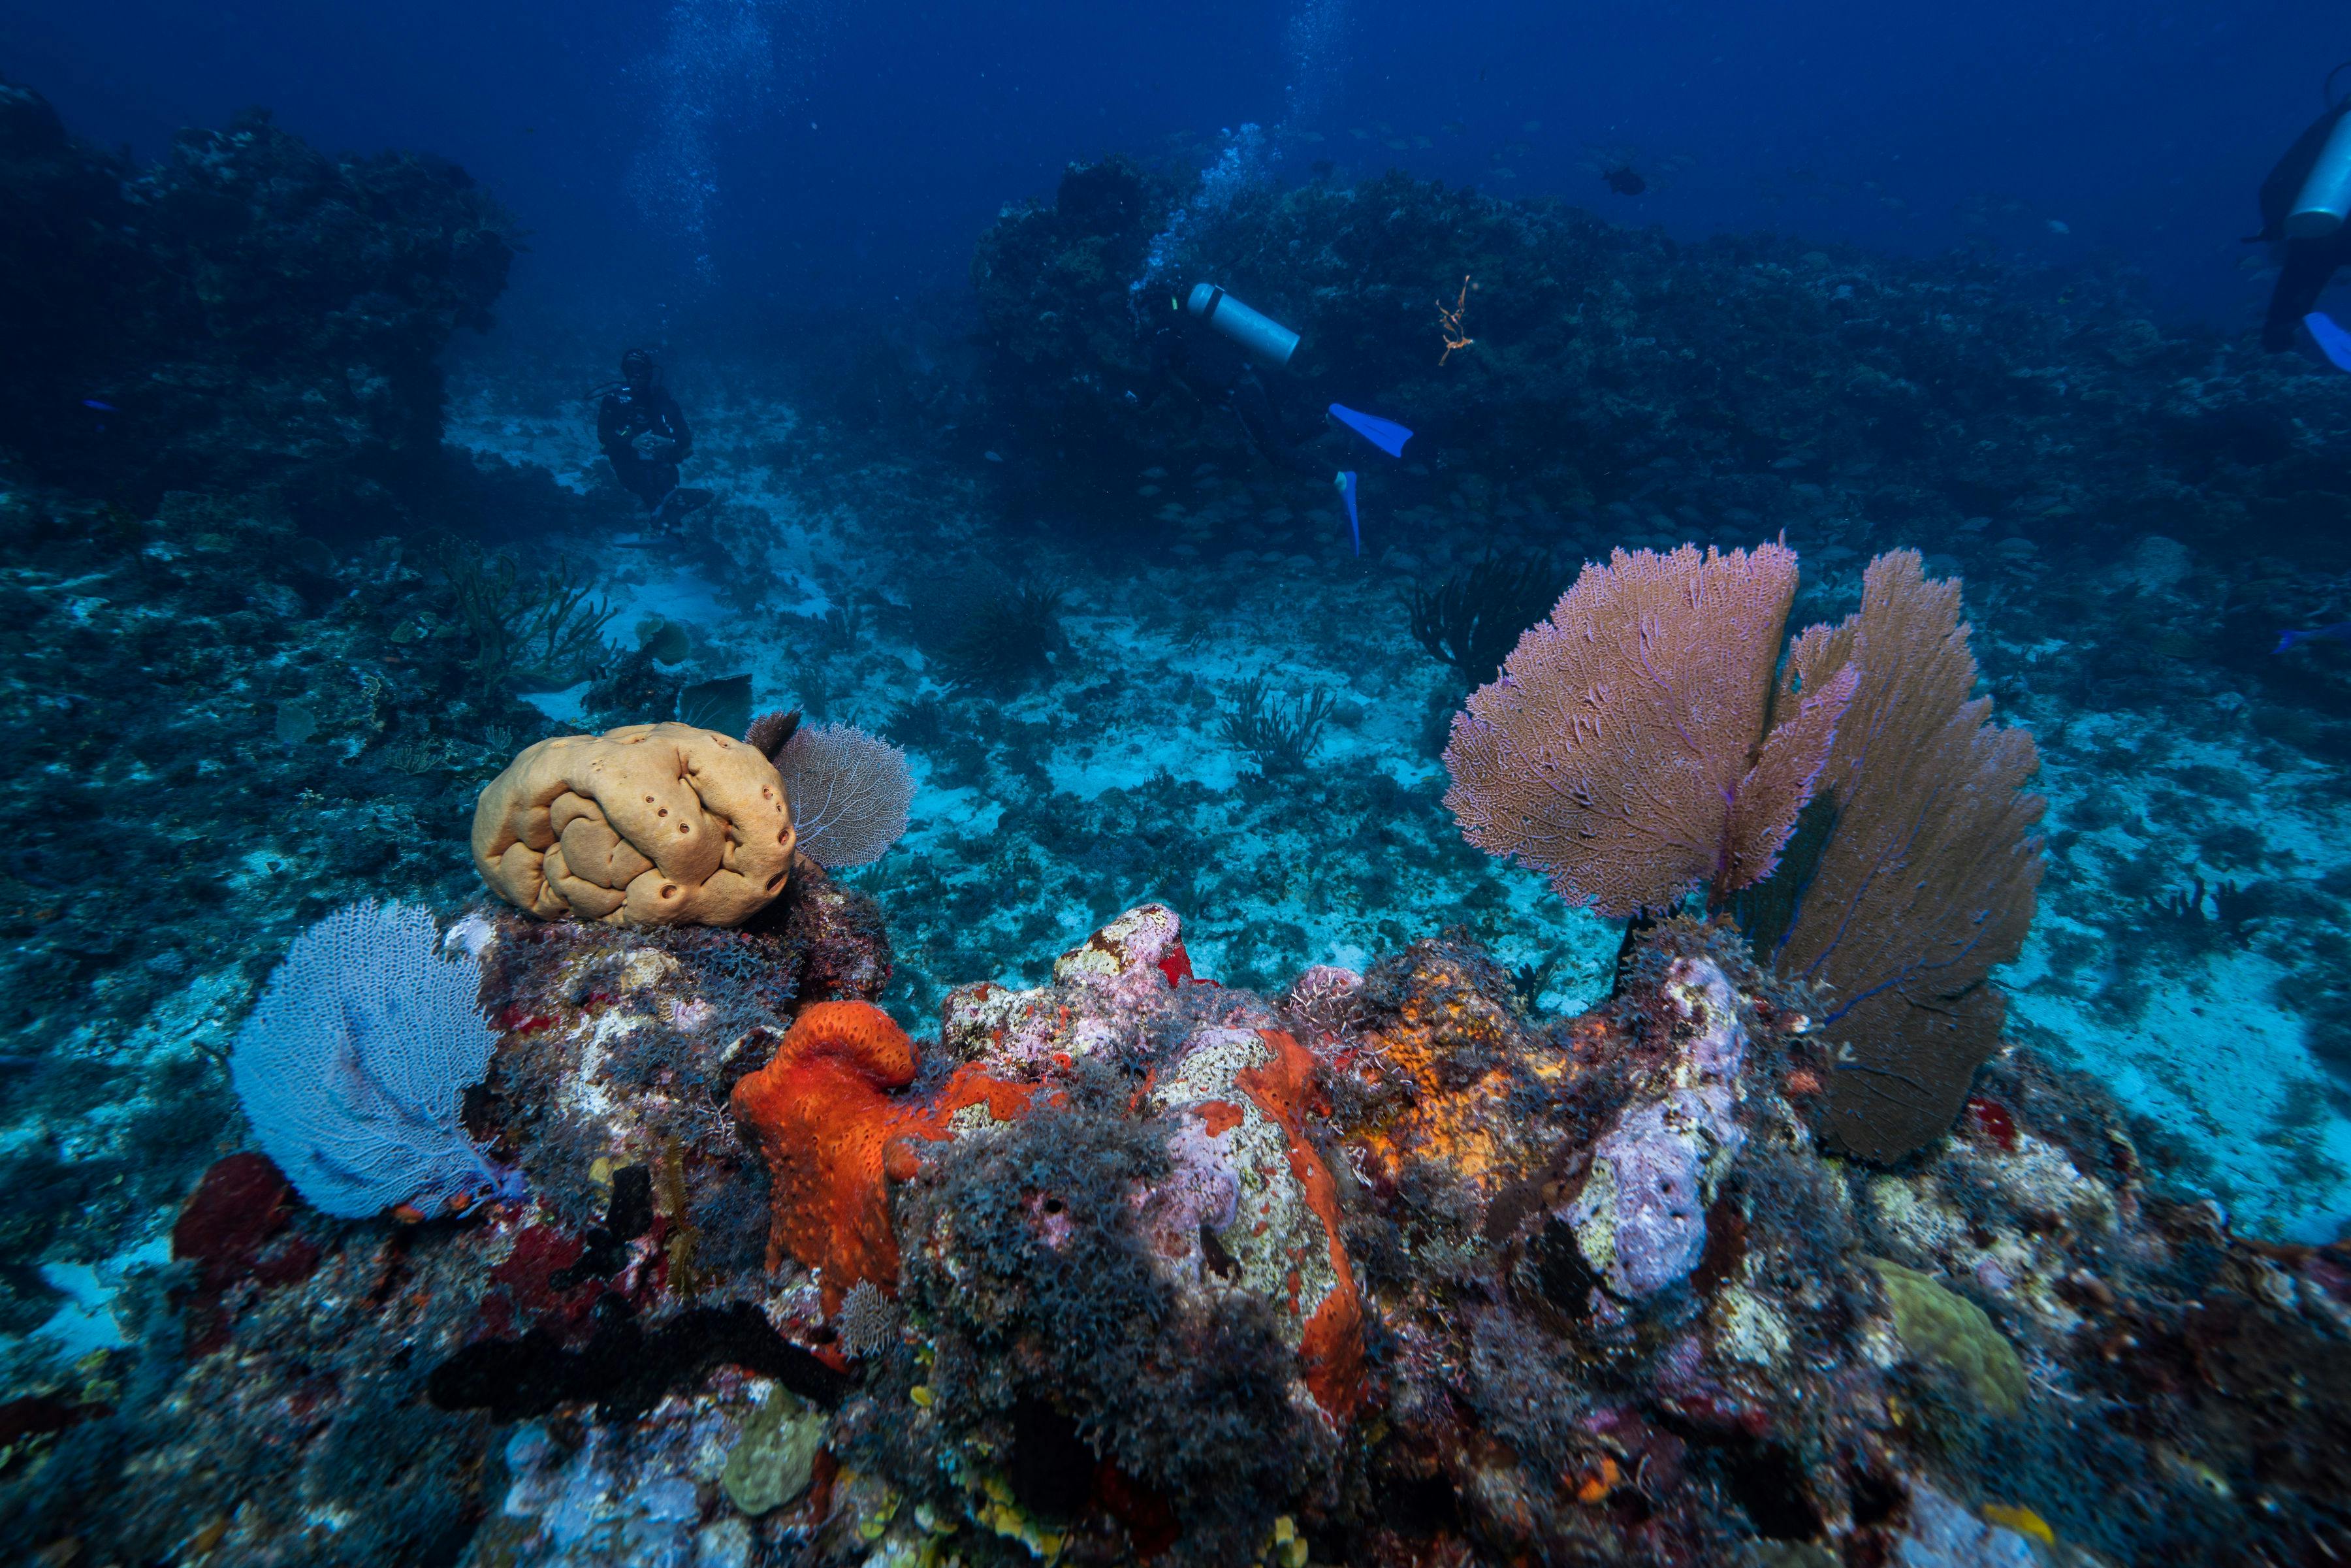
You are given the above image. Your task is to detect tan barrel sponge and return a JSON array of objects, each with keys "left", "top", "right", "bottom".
[{"left": 471, "top": 722, "right": 797, "bottom": 927}]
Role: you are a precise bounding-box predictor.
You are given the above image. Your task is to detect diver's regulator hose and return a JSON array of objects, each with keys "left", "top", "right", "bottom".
[
  {"left": 1185, "top": 284, "right": 1300, "bottom": 367},
  {"left": 2290, "top": 106, "right": 2351, "bottom": 240}
]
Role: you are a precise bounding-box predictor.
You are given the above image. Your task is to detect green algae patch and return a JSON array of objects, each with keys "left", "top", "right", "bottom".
[
  {"left": 722, "top": 1388, "right": 826, "bottom": 1516},
  {"left": 1870, "top": 1257, "right": 2028, "bottom": 1418}
]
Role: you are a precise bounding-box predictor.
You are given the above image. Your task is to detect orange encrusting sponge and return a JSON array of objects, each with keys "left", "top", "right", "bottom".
[
  {"left": 1238, "top": 1029, "right": 1366, "bottom": 1421},
  {"left": 730, "top": 1000, "right": 1031, "bottom": 1313}
]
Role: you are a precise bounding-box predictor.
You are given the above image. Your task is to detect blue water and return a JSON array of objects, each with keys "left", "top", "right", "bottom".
[{"left": 7, "top": 0, "right": 2339, "bottom": 325}]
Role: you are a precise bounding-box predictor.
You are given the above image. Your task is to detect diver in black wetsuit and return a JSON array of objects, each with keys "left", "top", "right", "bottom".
[
  {"left": 1140, "top": 300, "right": 1338, "bottom": 481},
  {"left": 596, "top": 349, "right": 710, "bottom": 527},
  {"left": 2252, "top": 87, "right": 2351, "bottom": 351}
]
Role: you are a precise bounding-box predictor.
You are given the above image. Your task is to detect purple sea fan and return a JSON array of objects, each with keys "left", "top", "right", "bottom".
[
  {"left": 229, "top": 901, "right": 521, "bottom": 1219},
  {"left": 774, "top": 722, "right": 915, "bottom": 869},
  {"left": 1443, "top": 543, "right": 1856, "bottom": 919}
]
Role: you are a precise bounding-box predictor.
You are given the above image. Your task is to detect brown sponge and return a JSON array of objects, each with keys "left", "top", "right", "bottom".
[{"left": 471, "top": 722, "right": 797, "bottom": 927}]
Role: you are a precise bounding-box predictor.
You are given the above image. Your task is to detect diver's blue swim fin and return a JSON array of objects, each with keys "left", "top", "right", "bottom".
[
  {"left": 1328, "top": 404, "right": 1413, "bottom": 458},
  {"left": 1338, "top": 470, "right": 1360, "bottom": 556},
  {"left": 2306, "top": 312, "right": 2351, "bottom": 373}
]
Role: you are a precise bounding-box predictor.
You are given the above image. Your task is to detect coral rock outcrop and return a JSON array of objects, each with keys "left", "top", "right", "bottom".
[{"left": 14, "top": 901, "right": 2349, "bottom": 1568}]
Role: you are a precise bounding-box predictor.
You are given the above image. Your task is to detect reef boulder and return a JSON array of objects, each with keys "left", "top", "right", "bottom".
[{"left": 8, "top": 902, "right": 2346, "bottom": 1568}]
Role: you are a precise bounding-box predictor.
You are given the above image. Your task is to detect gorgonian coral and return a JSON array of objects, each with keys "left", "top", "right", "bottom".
[
  {"left": 1443, "top": 542, "right": 1855, "bottom": 919},
  {"left": 1446, "top": 543, "right": 2041, "bottom": 1161},
  {"left": 771, "top": 722, "right": 915, "bottom": 869},
  {"left": 229, "top": 902, "right": 521, "bottom": 1219},
  {"left": 1744, "top": 551, "right": 2045, "bottom": 1160}
]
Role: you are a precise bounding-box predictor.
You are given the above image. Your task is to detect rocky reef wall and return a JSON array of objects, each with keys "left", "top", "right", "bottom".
[{"left": 0, "top": 81, "right": 517, "bottom": 527}]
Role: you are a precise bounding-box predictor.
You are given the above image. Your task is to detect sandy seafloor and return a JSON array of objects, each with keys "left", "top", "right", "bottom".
[{"left": 440, "top": 377, "right": 2351, "bottom": 1246}]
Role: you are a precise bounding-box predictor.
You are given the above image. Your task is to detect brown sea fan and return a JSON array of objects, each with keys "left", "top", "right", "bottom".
[{"left": 1747, "top": 551, "right": 2045, "bottom": 1161}]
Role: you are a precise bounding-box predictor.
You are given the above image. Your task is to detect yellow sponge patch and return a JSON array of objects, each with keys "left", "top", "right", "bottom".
[{"left": 472, "top": 721, "right": 795, "bottom": 928}]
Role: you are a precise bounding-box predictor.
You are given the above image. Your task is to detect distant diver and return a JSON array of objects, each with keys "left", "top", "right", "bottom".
[
  {"left": 1601, "top": 163, "right": 1647, "bottom": 196},
  {"left": 2250, "top": 65, "right": 2351, "bottom": 353},
  {"left": 1130, "top": 286, "right": 1415, "bottom": 555},
  {"left": 595, "top": 349, "right": 712, "bottom": 529}
]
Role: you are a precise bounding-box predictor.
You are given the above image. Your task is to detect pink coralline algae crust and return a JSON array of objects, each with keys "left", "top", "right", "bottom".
[{"left": 1563, "top": 956, "right": 1751, "bottom": 1303}]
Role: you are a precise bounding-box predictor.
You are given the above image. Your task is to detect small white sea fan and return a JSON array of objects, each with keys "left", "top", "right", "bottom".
[
  {"left": 775, "top": 722, "right": 914, "bottom": 869},
  {"left": 1283, "top": 963, "right": 1365, "bottom": 1046},
  {"left": 835, "top": 1279, "right": 896, "bottom": 1358},
  {"left": 229, "top": 901, "right": 519, "bottom": 1219}
]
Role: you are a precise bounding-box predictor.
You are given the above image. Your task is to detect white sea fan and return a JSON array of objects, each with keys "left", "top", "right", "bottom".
[
  {"left": 229, "top": 901, "right": 520, "bottom": 1219},
  {"left": 775, "top": 722, "right": 914, "bottom": 869},
  {"left": 835, "top": 1278, "right": 896, "bottom": 1358}
]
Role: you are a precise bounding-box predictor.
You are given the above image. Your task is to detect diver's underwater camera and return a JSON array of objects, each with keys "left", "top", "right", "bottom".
[
  {"left": 1185, "top": 283, "right": 1300, "bottom": 367},
  {"left": 2289, "top": 108, "right": 2351, "bottom": 238}
]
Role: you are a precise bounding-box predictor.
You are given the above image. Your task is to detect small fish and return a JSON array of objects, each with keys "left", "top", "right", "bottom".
[
  {"left": 82, "top": 399, "right": 116, "bottom": 412},
  {"left": 2276, "top": 622, "right": 2351, "bottom": 652}
]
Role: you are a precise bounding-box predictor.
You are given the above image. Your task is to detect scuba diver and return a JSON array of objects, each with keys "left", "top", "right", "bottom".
[
  {"left": 2250, "top": 65, "right": 2351, "bottom": 353},
  {"left": 595, "top": 349, "right": 711, "bottom": 528},
  {"left": 1129, "top": 283, "right": 1415, "bottom": 554},
  {"left": 1137, "top": 287, "right": 1347, "bottom": 488}
]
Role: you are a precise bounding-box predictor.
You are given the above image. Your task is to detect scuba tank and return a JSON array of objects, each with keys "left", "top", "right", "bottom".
[
  {"left": 1185, "top": 284, "right": 1300, "bottom": 367},
  {"left": 2290, "top": 97, "right": 2351, "bottom": 239}
]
